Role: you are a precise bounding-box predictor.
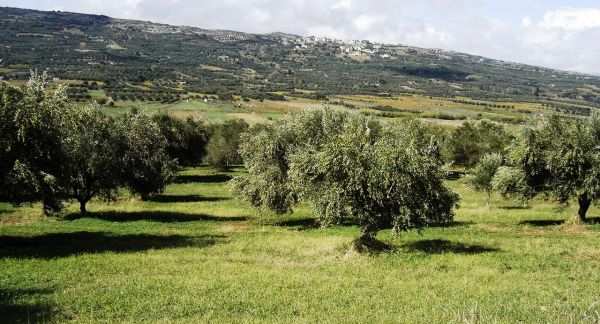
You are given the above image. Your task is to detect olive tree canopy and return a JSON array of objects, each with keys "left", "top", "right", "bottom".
[
  {"left": 0, "top": 73, "right": 70, "bottom": 214},
  {"left": 506, "top": 114, "right": 600, "bottom": 221},
  {"left": 61, "top": 104, "right": 124, "bottom": 214},
  {"left": 1, "top": 74, "right": 178, "bottom": 214},
  {"left": 232, "top": 109, "right": 460, "bottom": 242},
  {"left": 464, "top": 152, "right": 503, "bottom": 207},
  {"left": 115, "top": 111, "right": 177, "bottom": 201},
  {"left": 442, "top": 120, "right": 509, "bottom": 168}
]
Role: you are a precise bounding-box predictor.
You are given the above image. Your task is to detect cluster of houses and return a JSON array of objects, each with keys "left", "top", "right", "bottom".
[{"left": 287, "top": 36, "right": 400, "bottom": 60}]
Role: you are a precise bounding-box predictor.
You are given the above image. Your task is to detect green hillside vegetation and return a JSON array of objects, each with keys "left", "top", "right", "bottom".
[{"left": 1, "top": 7, "right": 600, "bottom": 122}]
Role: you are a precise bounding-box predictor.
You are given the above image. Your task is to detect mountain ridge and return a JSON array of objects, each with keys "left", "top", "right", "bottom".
[
  {"left": 1, "top": 6, "right": 600, "bottom": 111},
  {"left": 2, "top": 6, "right": 591, "bottom": 77}
]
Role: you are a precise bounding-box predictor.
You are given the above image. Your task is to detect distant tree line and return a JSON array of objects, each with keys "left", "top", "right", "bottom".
[{"left": 450, "top": 98, "right": 515, "bottom": 109}]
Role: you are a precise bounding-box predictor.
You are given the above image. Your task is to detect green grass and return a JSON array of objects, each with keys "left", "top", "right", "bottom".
[
  {"left": 88, "top": 89, "right": 106, "bottom": 99},
  {"left": 169, "top": 101, "right": 215, "bottom": 111},
  {"left": 104, "top": 101, "right": 167, "bottom": 114},
  {"left": 98, "top": 95, "right": 542, "bottom": 127},
  {"left": 198, "top": 110, "right": 232, "bottom": 123},
  {"left": 1, "top": 167, "right": 600, "bottom": 322},
  {"left": 262, "top": 113, "right": 285, "bottom": 121},
  {"left": 103, "top": 100, "right": 236, "bottom": 123},
  {"left": 101, "top": 100, "right": 286, "bottom": 124}
]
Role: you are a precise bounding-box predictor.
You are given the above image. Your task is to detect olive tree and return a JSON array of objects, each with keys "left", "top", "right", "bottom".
[
  {"left": 463, "top": 152, "right": 503, "bottom": 207},
  {"left": 443, "top": 120, "right": 509, "bottom": 168},
  {"left": 116, "top": 112, "right": 176, "bottom": 200},
  {"left": 205, "top": 119, "right": 249, "bottom": 170},
  {"left": 232, "top": 109, "right": 459, "bottom": 244},
  {"left": 152, "top": 113, "right": 209, "bottom": 166},
  {"left": 505, "top": 114, "right": 600, "bottom": 221},
  {"left": 0, "top": 73, "right": 69, "bottom": 214},
  {"left": 491, "top": 166, "right": 534, "bottom": 205},
  {"left": 1, "top": 74, "right": 178, "bottom": 213},
  {"left": 61, "top": 104, "right": 123, "bottom": 214}
]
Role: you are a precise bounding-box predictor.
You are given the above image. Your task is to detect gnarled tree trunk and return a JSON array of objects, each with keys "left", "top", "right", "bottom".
[
  {"left": 79, "top": 199, "right": 88, "bottom": 215},
  {"left": 577, "top": 195, "right": 591, "bottom": 222}
]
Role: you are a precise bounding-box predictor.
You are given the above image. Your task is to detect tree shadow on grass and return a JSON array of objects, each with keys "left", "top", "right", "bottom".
[
  {"left": 587, "top": 217, "right": 600, "bottom": 225},
  {"left": 427, "top": 221, "right": 474, "bottom": 228},
  {"left": 519, "top": 217, "right": 600, "bottom": 226},
  {"left": 173, "top": 174, "right": 232, "bottom": 184},
  {"left": 405, "top": 239, "right": 499, "bottom": 254},
  {"left": 276, "top": 217, "right": 361, "bottom": 231},
  {"left": 444, "top": 171, "right": 465, "bottom": 180},
  {"left": 146, "top": 194, "right": 230, "bottom": 203},
  {"left": 276, "top": 217, "right": 320, "bottom": 230},
  {"left": 0, "top": 288, "right": 54, "bottom": 323},
  {"left": 0, "top": 231, "right": 226, "bottom": 259},
  {"left": 352, "top": 237, "right": 394, "bottom": 254},
  {"left": 277, "top": 218, "right": 472, "bottom": 231},
  {"left": 64, "top": 211, "right": 247, "bottom": 223},
  {"left": 499, "top": 205, "right": 531, "bottom": 210},
  {"left": 519, "top": 219, "right": 565, "bottom": 227}
]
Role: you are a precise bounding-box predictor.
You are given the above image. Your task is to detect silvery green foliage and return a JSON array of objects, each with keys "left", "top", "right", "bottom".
[
  {"left": 506, "top": 114, "right": 600, "bottom": 220},
  {"left": 116, "top": 112, "right": 177, "bottom": 200},
  {"left": 0, "top": 72, "right": 70, "bottom": 214},
  {"left": 442, "top": 120, "right": 509, "bottom": 168},
  {"left": 463, "top": 152, "right": 503, "bottom": 205},
  {"left": 230, "top": 118, "right": 303, "bottom": 214},
  {"left": 232, "top": 109, "right": 459, "bottom": 238},
  {"left": 491, "top": 166, "right": 534, "bottom": 204},
  {"left": 152, "top": 113, "right": 209, "bottom": 167},
  {"left": 61, "top": 104, "right": 123, "bottom": 213},
  {"left": 1, "top": 73, "right": 178, "bottom": 213},
  {"left": 204, "top": 119, "right": 249, "bottom": 171}
]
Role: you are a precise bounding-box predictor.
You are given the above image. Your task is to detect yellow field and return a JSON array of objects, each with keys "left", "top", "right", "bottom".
[
  {"left": 329, "top": 94, "right": 547, "bottom": 126},
  {"left": 335, "top": 94, "right": 543, "bottom": 113},
  {"left": 200, "top": 64, "right": 227, "bottom": 72},
  {"left": 161, "top": 94, "right": 547, "bottom": 127},
  {"left": 107, "top": 42, "right": 127, "bottom": 50},
  {"left": 227, "top": 112, "right": 273, "bottom": 125}
]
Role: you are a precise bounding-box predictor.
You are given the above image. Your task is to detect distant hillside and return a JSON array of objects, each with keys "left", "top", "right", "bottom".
[{"left": 1, "top": 6, "right": 600, "bottom": 114}]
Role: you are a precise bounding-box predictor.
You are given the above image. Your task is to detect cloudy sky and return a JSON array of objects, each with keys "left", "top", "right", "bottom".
[{"left": 2, "top": 0, "right": 599, "bottom": 74}]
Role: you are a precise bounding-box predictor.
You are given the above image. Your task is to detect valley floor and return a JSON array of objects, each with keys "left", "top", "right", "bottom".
[{"left": 1, "top": 167, "right": 600, "bottom": 322}]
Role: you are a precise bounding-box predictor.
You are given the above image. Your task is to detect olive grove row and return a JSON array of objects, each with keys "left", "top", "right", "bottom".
[{"left": 2, "top": 74, "right": 597, "bottom": 245}]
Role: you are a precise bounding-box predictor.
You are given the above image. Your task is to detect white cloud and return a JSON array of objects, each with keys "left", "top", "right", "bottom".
[
  {"left": 539, "top": 8, "right": 600, "bottom": 31},
  {"left": 305, "top": 25, "right": 349, "bottom": 40},
  {"left": 330, "top": 0, "right": 352, "bottom": 10},
  {"left": 246, "top": 8, "right": 271, "bottom": 24},
  {"left": 352, "top": 15, "right": 377, "bottom": 32},
  {"left": 522, "top": 16, "right": 532, "bottom": 27}
]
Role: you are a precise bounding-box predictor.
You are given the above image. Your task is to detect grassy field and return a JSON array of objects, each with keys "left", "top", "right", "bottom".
[
  {"left": 333, "top": 94, "right": 544, "bottom": 125},
  {"left": 1, "top": 167, "right": 600, "bottom": 322},
  {"left": 93, "top": 91, "right": 553, "bottom": 127},
  {"left": 103, "top": 100, "right": 291, "bottom": 125}
]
